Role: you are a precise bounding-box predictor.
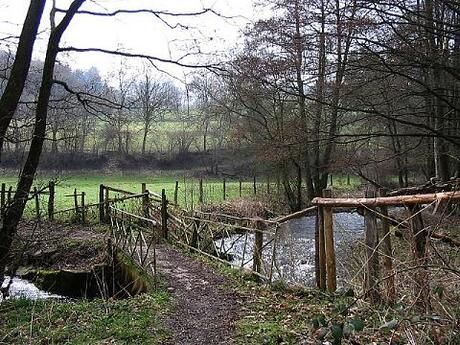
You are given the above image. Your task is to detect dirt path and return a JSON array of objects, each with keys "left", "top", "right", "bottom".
[{"left": 155, "top": 244, "right": 242, "bottom": 345}]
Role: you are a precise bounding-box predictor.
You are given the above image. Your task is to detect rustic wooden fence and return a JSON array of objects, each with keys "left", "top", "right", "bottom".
[
  {"left": 167, "top": 208, "right": 280, "bottom": 281},
  {"left": 0, "top": 181, "right": 56, "bottom": 220},
  {"left": 4, "top": 177, "right": 457, "bottom": 309},
  {"left": 312, "top": 188, "right": 460, "bottom": 308},
  {"left": 109, "top": 206, "right": 159, "bottom": 277}
]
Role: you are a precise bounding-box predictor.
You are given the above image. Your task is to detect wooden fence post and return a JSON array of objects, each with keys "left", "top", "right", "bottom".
[
  {"left": 7, "top": 186, "right": 12, "bottom": 204},
  {"left": 74, "top": 188, "right": 79, "bottom": 221},
  {"left": 105, "top": 187, "right": 110, "bottom": 222},
  {"left": 408, "top": 205, "right": 430, "bottom": 311},
  {"left": 363, "top": 190, "right": 380, "bottom": 303},
  {"left": 161, "top": 189, "right": 168, "bottom": 239},
  {"left": 81, "top": 192, "right": 86, "bottom": 224},
  {"left": 199, "top": 179, "right": 203, "bottom": 204},
  {"left": 34, "top": 187, "right": 40, "bottom": 220},
  {"left": 99, "top": 184, "right": 105, "bottom": 223},
  {"left": 223, "top": 178, "right": 226, "bottom": 201},
  {"left": 347, "top": 174, "right": 350, "bottom": 186},
  {"left": 191, "top": 217, "right": 200, "bottom": 248},
  {"left": 183, "top": 176, "right": 187, "bottom": 208},
  {"left": 190, "top": 189, "right": 194, "bottom": 211},
  {"left": 174, "top": 181, "right": 179, "bottom": 205},
  {"left": 48, "top": 181, "right": 55, "bottom": 221},
  {"left": 322, "top": 189, "right": 336, "bottom": 292},
  {"left": 252, "top": 221, "right": 264, "bottom": 280},
  {"left": 253, "top": 176, "right": 257, "bottom": 195},
  {"left": 267, "top": 177, "right": 270, "bottom": 194},
  {"left": 316, "top": 206, "right": 326, "bottom": 290},
  {"left": 141, "top": 183, "right": 149, "bottom": 218},
  {"left": 239, "top": 180, "right": 242, "bottom": 198},
  {"left": 379, "top": 189, "right": 395, "bottom": 304},
  {"left": 1, "top": 183, "right": 5, "bottom": 216}
]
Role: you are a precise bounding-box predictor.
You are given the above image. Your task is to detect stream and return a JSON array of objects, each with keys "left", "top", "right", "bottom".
[
  {"left": 216, "top": 212, "right": 365, "bottom": 285},
  {"left": 1, "top": 276, "right": 63, "bottom": 301}
]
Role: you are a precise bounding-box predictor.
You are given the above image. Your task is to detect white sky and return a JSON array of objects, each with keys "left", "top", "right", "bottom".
[{"left": 0, "top": 0, "right": 256, "bottom": 82}]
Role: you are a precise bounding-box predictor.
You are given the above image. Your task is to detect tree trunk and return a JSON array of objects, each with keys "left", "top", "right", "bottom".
[
  {"left": 0, "top": 0, "right": 46, "bottom": 160},
  {"left": 312, "top": 0, "right": 326, "bottom": 195},
  {"left": 319, "top": 0, "right": 355, "bottom": 194},
  {"left": 0, "top": 0, "right": 85, "bottom": 291},
  {"left": 294, "top": 161, "right": 303, "bottom": 211},
  {"left": 141, "top": 120, "right": 149, "bottom": 155},
  {"left": 51, "top": 127, "right": 58, "bottom": 153}
]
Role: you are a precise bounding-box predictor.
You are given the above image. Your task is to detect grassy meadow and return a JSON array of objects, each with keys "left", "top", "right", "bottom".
[
  {"left": 0, "top": 172, "right": 363, "bottom": 219},
  {"left": 1, "top": 173, "right": 264, "bottom": 216}
]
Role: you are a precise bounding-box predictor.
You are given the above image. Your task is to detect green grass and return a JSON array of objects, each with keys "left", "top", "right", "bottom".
[
  {"left": 1, "top": 173, "right": 263, "bottom": 217},
  {"left": 1, "top": 172, "right": 366, "bottom": 219},
  {"left": 328, "top": 174, "right": 361, "bottom": 191},
  {"left": 0, "top": 289, "right": 170, "bottom": 344}
]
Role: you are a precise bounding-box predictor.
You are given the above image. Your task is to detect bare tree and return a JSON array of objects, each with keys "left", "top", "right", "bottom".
[{"left": 135, "top": 71, "right": 179, "bottom": 154}]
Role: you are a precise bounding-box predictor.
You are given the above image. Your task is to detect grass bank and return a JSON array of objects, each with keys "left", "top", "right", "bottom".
[{"left": 0, "top": 289, "right": 170, "bottom": 344}]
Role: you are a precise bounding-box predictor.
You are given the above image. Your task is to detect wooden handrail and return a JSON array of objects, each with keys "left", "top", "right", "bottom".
[
  {"left": 181, "top": 215, "right": 274, "bottom": 235},
  {"left": 110, "top": 206, "right": 158, "bottom": 225},
  {"left": 312, "top": 191, "right": 460, "bottom": 207},
  {"left": 104, "top": 186, "right": 136, "bottom": 195},
  {"left": 194, "top": 210, "right": 279, "bottom": 225},
  {"left": 274, "top": 206, "right": 317, "bottom": 223}
]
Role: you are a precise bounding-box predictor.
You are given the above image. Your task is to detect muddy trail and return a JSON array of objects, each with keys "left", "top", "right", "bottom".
[{"left": 156, "top": 244, "right": 242, "bottom": 345}]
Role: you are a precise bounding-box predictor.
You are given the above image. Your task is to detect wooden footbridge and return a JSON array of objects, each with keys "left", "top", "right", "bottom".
[{"left": 2, "top": 181, "right": 459, "bottom": 308}]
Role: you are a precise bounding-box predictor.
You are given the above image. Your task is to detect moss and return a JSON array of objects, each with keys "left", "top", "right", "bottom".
[{"left": 114, "top": 249, "right": 158, "bottom": 291}]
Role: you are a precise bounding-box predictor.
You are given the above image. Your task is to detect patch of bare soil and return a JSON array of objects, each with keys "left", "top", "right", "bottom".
[
  {"left": 156, "top": 244, "right": 242, "bottom": 345},
  {"left": 11, "top": 221, "right": 107, "bottom": 271}
]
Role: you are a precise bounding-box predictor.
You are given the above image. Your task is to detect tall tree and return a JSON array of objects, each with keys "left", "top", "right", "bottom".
[
  {"left": 0, "top": 0, "right": 47, "bottom": 161},
  {"left": 0, "top": 0, "right": 85, "bottom": 291}
]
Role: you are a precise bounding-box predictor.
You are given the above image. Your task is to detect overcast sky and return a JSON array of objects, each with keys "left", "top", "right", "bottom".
[{"left": 0, "top": 0, "right": 256, "bottom": 81}]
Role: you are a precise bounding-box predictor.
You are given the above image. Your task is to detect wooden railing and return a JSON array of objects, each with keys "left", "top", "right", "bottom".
[
  {"left": 110, "top": 206, "right": 159, "bottom": 277},
  {"left": 167, "top": 207, "right": 281, "bottom": 281},
  {"left": 0, "top": 181, "right": 56, "bottom": 220},
  {"left": 312, "top": 188, "right": 459, "bottom": 308}
]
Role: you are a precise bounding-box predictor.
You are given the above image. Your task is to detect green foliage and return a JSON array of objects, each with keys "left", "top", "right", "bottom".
[
  {"left": 312, "top": 314, "right": 327, "bottom": 329},
  {"left": 349, "top": 317, "right": 365, "bottom": 332},
  {"left": 237, "top": 321, "right": 298, "bottom": 344}
]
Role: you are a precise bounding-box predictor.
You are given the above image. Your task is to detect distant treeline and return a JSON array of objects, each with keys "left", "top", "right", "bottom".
[{"left": 0, "top": 151, "right": 211, "bottom": 171}]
